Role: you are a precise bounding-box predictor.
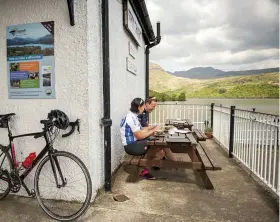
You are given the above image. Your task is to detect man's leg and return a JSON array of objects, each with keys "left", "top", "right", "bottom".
[
  {"left": 163, "top": 148, "right": 177, "bottom": 161},
  {"left": 144, "top": 148, "right": 165, "bottom": 171},
  {"left": 146, "top": 148, "right": 165, "bottom": 161}
]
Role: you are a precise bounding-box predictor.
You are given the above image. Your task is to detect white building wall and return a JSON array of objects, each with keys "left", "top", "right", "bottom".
[
  {"left": 0, "top": 0, "right": 103, "bottom": 199},
  {"left": 109, "top": 0, "right": 147, "bottom": 171},
  {"left": 87, "top": 0, "right": 104, "bottom": 191},
  {"left": 0, "top": 0, "right": 148, "bottom": 199}
]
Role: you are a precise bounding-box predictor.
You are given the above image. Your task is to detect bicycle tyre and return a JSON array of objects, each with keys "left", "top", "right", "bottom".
[
  {"left": 0, "top": 170, "right": 11, "bottom": 200},
  {"left": 34, "top": 151, "right": 92, "bottom": 221}
]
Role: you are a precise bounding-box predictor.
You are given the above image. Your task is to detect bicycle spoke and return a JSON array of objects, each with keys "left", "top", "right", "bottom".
[
  {"left": 66, "top": 177, "right": 87, "bottom": 184},
  {"left": 56, "top": 156, "right": 76, "bottom": 183},
  {"left": 40, "top": 170, "right": 56, "bottom": 185},
  {"left": 0, "top": 170, "right": 11, "bottom": 199},
  {"left": 0, "top": 151, "right": 12, "bottom": 172},
  {"left": 0, "top": 154, "right": 6, "bottom": 168}
]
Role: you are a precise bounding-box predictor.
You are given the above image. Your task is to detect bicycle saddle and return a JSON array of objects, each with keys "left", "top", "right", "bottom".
[{"left": 0, "top": 113, "right": 16, "bottom": 119}]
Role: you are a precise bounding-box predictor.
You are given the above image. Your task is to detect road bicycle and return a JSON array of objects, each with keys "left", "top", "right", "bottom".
[{"left": 0, "top": 111, "right": 92, "bottom": 221}]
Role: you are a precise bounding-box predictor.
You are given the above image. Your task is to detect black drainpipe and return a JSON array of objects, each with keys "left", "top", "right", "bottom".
[
  {"left": 145, "top": 22, "right": 161, "bottom": 98},
  {"left": 101, "top": 0, "right": 112, "bottom": 192}
]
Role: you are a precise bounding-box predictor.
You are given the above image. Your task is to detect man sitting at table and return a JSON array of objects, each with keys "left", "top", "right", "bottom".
[
  {"left": 120, "top": 98, "right": 177, "bottom": 180},
  {"left": 138, "top": 96, "right": 157, "bottom": 128},
  {"left": 138, "top": 96, "right": 177, "bottom": 165}
]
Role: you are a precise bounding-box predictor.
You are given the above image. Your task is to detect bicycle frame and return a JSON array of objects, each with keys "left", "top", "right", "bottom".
[{"left": 2, "top": 122, "right": 65, "bottom": 196}]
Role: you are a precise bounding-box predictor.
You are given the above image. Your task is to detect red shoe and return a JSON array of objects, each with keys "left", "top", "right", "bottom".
[{"left": 139, "top": 169, "right": 155, "bottom": 180}]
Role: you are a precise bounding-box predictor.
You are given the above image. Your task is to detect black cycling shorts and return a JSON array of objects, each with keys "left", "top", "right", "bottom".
[{"left": 124, "top": 140, "right": 148, "bottom": 156}]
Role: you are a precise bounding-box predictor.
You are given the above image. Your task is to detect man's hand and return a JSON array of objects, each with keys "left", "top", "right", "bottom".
[
  {"left": 143, "top": 125, "right": 157, "bottom": 130},
  {"left": 153, "top": 125, "right": 161, "bottom": 132}
]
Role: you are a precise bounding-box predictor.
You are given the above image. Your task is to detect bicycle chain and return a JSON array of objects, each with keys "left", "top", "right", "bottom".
[{"left": 10, "top": 171, "right": 21, "bottom": 193}]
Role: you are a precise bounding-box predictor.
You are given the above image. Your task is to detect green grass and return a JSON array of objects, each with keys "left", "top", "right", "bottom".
[{"left": 186, "top": 83, "right": 279, "bottom": 98}]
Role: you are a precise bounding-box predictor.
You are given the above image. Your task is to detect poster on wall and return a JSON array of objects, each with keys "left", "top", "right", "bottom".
[{"left": 6, "top": 21, "right": 55, "bottom": 99}]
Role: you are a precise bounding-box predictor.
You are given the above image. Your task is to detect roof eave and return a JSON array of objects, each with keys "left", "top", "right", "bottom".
[{"left": 130, "top": 0, "right": 156, "bottom": 44}]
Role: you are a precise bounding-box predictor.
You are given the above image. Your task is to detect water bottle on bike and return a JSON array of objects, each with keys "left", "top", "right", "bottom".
[{"left": 22, "top": 152, "right": 36, "bottom": 168}]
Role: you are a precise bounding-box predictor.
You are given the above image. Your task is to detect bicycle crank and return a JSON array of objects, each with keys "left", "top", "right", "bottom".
[{"left": 10, "top": 172, "right": 21, "bottom": 193}]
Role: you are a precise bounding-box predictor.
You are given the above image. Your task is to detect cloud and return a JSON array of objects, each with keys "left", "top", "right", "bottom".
[{"left": 146, "top": 0, "right": 279, "bottom": 71}]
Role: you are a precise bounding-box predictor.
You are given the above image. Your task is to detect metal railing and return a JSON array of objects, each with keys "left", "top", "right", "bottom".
[
  {"left": 149, "top": 103, "right": 210, "bottom": 130},
  {"left": 150, "top": 102, "right": 279, "bottom": 196},
  {"left": 213, "top": 105, "right": 231, "bottom": 149},
  {"left": 212, "top": 105, "right": 279, "bottom": 196},
  {"left": 232, "top": 109, "right": 279, "bottom": 195}
]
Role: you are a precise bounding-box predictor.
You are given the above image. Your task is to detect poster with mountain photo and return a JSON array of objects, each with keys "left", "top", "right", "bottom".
[{"left": 7, "top": 21, "right": 55, "bottom": 99}]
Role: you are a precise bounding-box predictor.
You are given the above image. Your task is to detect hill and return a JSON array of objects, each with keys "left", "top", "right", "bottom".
[
  {"left": 7, "top": 34, "right": 54, "bottom": 46},
  {"left": 172, "top": 67, "right": 224, "bottom": 79},
  {"left": 149, "top": 63, "right": 203, "bottom": 92},
  {"left": 149, "top": 63, "right": 279, "bottom": 100},
  {"left": 170, "top": 66, "right": 279, "bottom": 79}
]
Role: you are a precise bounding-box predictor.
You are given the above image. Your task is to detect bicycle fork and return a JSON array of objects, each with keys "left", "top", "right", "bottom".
[{"left": 49, "top": 153, "right": 67, "bottom": 188}]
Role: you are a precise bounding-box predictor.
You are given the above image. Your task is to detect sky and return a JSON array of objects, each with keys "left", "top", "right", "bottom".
[
  {"left": 7, "top": 23, "right": 49, "bottom": 39},
  {"left": 146, "top": 0, "right": 279, "bottom": 72}
]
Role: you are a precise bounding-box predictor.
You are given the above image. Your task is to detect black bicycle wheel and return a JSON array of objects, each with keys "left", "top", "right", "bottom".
[
  {"left": 34, "top": 151, "right": 92, "bottom": 221},
  {"left": 0, "top": 170, "right": 11, "bottom": 200}
]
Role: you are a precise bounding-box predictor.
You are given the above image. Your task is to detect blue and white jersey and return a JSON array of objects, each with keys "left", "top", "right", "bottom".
[{"left": 120, "top": 111, "right": 143, "bottom": 146}]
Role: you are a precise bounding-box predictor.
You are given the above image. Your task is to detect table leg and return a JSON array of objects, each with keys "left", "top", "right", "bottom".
[
  {"left": 197, "top": 170, "right": 214, "bottom": 189},
  {"left": 187, "top": 146, "right": 214, "bottom": 189}
]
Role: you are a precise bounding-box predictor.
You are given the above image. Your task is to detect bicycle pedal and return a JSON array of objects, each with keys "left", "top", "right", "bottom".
[{"left": 31, "top": 189, "right": 36, "bottom": 197}]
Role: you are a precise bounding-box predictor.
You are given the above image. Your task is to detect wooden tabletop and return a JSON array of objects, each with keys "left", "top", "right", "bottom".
[{"left": 147, "top": 131, "right": 197, "bottom": 146}]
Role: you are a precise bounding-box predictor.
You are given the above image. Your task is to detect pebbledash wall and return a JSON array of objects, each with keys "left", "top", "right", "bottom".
[
  {"left": 109, "top": 0, "right": 146, "bottom": 171},
  {"left": 0, "top": 0, "right": 147, "bottom": 200}
]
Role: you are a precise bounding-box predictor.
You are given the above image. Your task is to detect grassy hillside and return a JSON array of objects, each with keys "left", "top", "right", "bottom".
[
  {"left": 149, "top": 63, "right": 279, "bottom": 100},
  {"left": 149, "top": 63, "right": 202, "bottom": 92}
]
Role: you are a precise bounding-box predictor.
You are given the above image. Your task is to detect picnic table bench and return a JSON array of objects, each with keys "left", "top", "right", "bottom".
[
  {"left": 196, "top": 141, "right": 221, "bottom": 170},
  {"left": 193, "top": 129, "right": 208, "bottom": 141},
  {"left": 124, "top": 125, "right": 222, "bottom": 189}
]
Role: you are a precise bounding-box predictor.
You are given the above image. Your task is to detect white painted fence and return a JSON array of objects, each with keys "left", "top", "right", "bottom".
[
  {"left": 232, "top": 109, "right": 279, "bottom": 195},
  {"left": 212, "top": 105, "right": 231, "bottom": 149},
  {"left": 149, "top": 103, "right": 210, "bottom": 130},
  {"left": 212, "top": 105, "right": 279, "bottom": 196}
]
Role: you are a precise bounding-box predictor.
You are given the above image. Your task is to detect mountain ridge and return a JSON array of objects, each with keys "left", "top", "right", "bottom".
[
  {"left": 7, "top": 34, "right": 54, "bottom": 46},
  {"left": 168, "top": 65, "right": 279, "bottom": 79}
]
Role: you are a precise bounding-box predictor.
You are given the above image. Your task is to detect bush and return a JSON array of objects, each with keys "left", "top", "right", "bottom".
[
  {"left": 219, "top": 88, "right": 227, "bottom": 94},
  {"left": 177, "top": 91, "right": 186, "bottom": 101},
  {"left": 149, "top": 90, "right": 186, "bottom": 101}
]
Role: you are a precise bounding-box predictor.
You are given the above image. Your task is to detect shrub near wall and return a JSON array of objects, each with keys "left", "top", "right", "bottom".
[{"left": 149, "top": 89, "right": 186, "bottom": 101}]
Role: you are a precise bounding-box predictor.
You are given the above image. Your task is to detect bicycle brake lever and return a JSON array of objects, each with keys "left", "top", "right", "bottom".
[{"left": 77, "top": 119, "right": 80, "bottom": 134}]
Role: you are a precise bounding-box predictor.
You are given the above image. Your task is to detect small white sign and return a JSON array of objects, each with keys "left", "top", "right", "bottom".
[
  {"left": 129, "top": 41, "right": 136, "bottom": 58},
  {"left": 126, "top": 57, "right": 137, "bottom": 75},
  {"left": 124, "top": 1, "right": 142, "bottom": 45}
]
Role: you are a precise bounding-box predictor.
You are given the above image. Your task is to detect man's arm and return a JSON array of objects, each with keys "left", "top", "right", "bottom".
[
  {"left": 134, "top": 127, "right": 159, "bottom": 140},
  {"left": 127, "top": 115, "right": 160, "bottom": 140},
  {"left": 142, "top": 125, "right": 156, "bottom": 131}
]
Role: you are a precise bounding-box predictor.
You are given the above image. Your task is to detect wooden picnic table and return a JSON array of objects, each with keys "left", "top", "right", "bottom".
[{"left": 126, "top": 127, "right": 221, "bottom": 189}]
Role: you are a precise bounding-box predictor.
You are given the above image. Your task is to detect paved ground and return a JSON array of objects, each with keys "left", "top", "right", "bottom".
[{"left": 0, "top": 140, "right": 278, "bottom": 221}]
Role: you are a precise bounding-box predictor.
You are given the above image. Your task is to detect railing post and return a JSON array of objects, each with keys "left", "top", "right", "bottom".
[
  {"left": 210, "top": 103, "right": 214, "bottom": 129},
  {"left": 229, "top": 106, "right": 236, "bottom": 158}
]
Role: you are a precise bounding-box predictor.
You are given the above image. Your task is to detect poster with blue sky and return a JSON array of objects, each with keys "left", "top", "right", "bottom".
[{"left": 6, "top": 21, "right": 55, "bottom": 99}]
